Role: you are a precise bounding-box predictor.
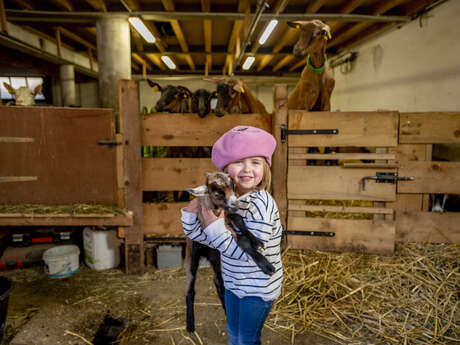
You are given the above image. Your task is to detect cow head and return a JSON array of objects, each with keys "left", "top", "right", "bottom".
[
  {"left": 3, "top": 83, "right": 42, "bottom": 106},
  {"left": 288, "top": 20, "right": 331, "bottom": 58}
]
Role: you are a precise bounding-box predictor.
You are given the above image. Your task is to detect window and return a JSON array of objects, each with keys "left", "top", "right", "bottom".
[{"left": 0, "top": 76, "right": 45, "bottom": 101}]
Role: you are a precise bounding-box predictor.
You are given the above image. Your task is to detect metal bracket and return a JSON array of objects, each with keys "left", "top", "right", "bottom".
[
  {"left": 98, "top": 137, "right": 122, "bottom": 148},
  {"left": 286, "top": 230, "right": 335, "bottom": 237},
  {"left": 280, "top": 124, "right": 339, "bottom": 143},
  {"left": 360, "top": 172, "right": 415, "bottom": 191}
]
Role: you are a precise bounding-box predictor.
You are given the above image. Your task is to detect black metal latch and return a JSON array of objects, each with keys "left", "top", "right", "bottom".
[
  {"left": 360, "top": 172, "right": 415, "bottom": 191},
  {"left": 98, "top": 138, "right": 122, "bottom": 148},
  {"left": 281, "top": 124, "right": 339, "bottom": 143},
  {"left": 286, "top": 230, "right": 335, "bottom": 237}
]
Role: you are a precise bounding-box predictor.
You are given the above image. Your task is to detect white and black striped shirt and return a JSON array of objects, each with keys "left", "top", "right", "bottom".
[{"left": 181, "top": 190, "right": 283, "bottom": 301}]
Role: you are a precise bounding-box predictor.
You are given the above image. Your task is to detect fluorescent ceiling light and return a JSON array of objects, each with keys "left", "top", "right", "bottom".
[
  {"left": 129, "top": 17, "right": 156, "bottom": 43},
  {"left": 242, "top": 56, "right": 255, "bottom": 70},
  {"left": 161, "top": 55, "right": 177, "bottom": 70},
  {"left": 258, "top": 20, "right": 278, "bottom": 45}
]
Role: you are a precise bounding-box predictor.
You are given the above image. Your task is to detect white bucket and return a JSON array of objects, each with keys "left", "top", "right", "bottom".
[
  {"left": 83, "top": 227, "right": 120, "bottom": 271},
  {"left": 43, "top": 245, "right": 80, "bottom": 279}
]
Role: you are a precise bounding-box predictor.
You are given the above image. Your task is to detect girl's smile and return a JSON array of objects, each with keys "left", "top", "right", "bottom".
[{"left": 226, "top": 157, "right": 265, "bottom": 195}]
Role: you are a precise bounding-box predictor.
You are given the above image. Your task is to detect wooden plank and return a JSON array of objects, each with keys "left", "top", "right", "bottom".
[
  {"left": 289, "top": 153, "right": 396, "bottom": 160},
  {"left": 399, "top": 112, "right": 460, "bottom": 144},
  {"left": 287, "top": 217, "right": 395, "bottom": 253},
  {"left": 119, "top": 80, "right": 144, "bottom": 275},
  {"left": 143, "top": 158, "right": 215, "bottom": 191},
  {"left": 342, "top": 163, "right": 399, "bottom": 169},
  {"left": 142, "top": 113, "right": 272, "bottom": 146},
  {"left": 143, "top": 202, "right": 187, "bottom": 236},
  {"left": 272, "top": 84, "right": 288, "bottom": 231},
  {"left": 398, "top": 161, "right": 460, "bottom": 194},
  {"left": 288, "top": 204, "right": 393, "bottom": 215},
  {"left": 288, "top": 166, "right": 396, "bottom": 201},
  {"left": 0, "top": 107, "right": 117, "bottom": 205},
  {"left": 390, "top": 144, "right": 427, "bottom": 162},
  {"left": 396, "top": 211, "right": 460, "bottom": 243},
  {"left": 387, "top": 194, "right": 423, "bottom": 212},
  {"left": 288, "top": 111, "right": 399, "bottom": 147},
  {"left": 0, "top": 213, "right": 133, "bottom": 226}
]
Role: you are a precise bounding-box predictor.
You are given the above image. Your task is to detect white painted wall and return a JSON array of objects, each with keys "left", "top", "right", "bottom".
[{"left": 330, "top": 0, "right": 460, "bottom": 112}]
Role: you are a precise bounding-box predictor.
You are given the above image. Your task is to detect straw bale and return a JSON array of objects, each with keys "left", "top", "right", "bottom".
[{"left": 268, "top": 242, "right": 459, "bottom": 344}]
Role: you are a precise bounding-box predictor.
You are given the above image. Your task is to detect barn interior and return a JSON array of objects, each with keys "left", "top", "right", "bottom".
[{"left": 0, "top": 0, "right": 459, "bottom": 344}]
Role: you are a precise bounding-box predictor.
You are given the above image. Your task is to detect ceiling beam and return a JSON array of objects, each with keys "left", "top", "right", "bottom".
[
  {"left": 55, "top": 25, "right": 96, "bottom": 50},
  {"left": 161, "top": 0, "right": 195, "bottom": 71},
  {"left": 5, "top": 10, "right": 411, "bottom": 23},
  {"left": 49, "top": 0, "right": 73, "bottom": 12},
  {"left": 145, "top": 53, "right": 166, "bottom": 71},
  {"left": 202, "top": 0, "right": 212, "bottom": 76},
  {"left": 224, "top": 0, "right": 247, "bottom": 75},
  {"left": 84, "top": 0, "right": 107, "bottom": 12},
  {"left": 327, "top": 0, "right": 408, "bottom": 49},
  {"left": 8, "top": 0, "right": 34, "bottom": 10},
  {"left": 0, "top": 0, "right": 7, "bottom": 33}
]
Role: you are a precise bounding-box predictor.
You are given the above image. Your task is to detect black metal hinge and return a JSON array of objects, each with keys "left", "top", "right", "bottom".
[
  {"left": 98, "top": 138, "right": 123, "bottom": 148},
  {"left": 281, "top": 124, "right": 338, "bottom": 143}
]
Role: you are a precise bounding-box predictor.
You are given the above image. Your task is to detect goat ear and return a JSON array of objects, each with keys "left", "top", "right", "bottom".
[
  {"left": 3, "top": 82, "right": 15, "bottom": 94},
  {"left": 147, "top": 79, "right": 161, "bottom": 92},
  {"left": 186, "top": 185, "right": 208, "bottom": 197},
  {"left": 287, "top": 21, "right": 302, "bottom": 29},
  {"left": 33, "top": 84, "right": 43, "bottom": 95}
]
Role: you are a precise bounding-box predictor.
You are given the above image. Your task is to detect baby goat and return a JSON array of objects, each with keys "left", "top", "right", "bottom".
[{"left": 184, "top": 172, "right": 275, "bottom": 332}]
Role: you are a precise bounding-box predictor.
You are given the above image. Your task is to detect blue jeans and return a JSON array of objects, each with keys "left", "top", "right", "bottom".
[{"left": 225, "top": 289, "right": 274, "bottom": 345}]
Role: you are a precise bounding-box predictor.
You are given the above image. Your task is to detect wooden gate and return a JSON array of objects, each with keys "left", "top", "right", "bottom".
[
  {"left": 279, "top": 101, "right": 460, "bottom": 253},
  {"left": 284, "top": 110, "right": 399, "bottom": 254}
]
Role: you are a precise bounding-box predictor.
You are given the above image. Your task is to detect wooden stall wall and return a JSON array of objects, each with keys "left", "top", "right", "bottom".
[
  {"left": 0, "top": 106, "right": 117, "bottom": 205},
  {"left": 141, "top": 112, "right": 273, "bottom": 237},
  {"left": 394, "top": 112, "right": 460, "bottom": 243}
]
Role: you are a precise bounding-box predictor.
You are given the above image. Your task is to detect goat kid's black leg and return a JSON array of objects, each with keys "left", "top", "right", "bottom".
[
  {"left": 207, "top": 249, "right": 226, "bottom": 312},
  {"left": 226, "top": 213, "right": 264, "bottom": 250},
  {"left": 185, "top": 246, "right": 201, "bottom": 333},
  {"left": 236, "top": 236, "right": 276, "bottom": 276}
]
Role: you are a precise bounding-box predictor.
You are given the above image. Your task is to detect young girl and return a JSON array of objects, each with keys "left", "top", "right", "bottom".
[{"left": 181, "top": 126, "right": 283, "bottom": 345}]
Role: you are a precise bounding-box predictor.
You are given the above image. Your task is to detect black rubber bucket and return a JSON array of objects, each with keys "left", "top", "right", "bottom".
[{"left": 0, "top": 277, "right": 13, "bottom": 343}]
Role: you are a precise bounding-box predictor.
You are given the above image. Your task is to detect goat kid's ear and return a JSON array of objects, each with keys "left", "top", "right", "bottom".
[{"left": 186, "top": 185, "right": 208, "bottom": 197}]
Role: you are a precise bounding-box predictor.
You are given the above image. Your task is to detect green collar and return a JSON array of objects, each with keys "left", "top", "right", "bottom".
[{"left": 306, "top": 54, "right": 327, "bottom": 74}]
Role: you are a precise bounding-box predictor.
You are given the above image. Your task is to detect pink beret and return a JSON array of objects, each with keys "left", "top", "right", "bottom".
[{"left": 212, "top": 126, "right": 277, "bottom": 171}]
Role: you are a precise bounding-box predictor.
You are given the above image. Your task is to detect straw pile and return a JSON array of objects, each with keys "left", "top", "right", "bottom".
[{"left": 268, "top": 243, "right": 459, "bottom": 344}]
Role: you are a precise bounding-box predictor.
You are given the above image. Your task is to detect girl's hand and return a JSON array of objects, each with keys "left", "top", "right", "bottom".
[
  {"left": 201, "top": 207, "right": 224, "bottom": 228},
  {"left": 185, "top": 198, "right": 199, "bottom": 213}
]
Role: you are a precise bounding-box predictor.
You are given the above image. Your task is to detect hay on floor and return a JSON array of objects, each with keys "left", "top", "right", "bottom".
[{"left": 268, "top": 242, "right": 460, "bottom": 345}]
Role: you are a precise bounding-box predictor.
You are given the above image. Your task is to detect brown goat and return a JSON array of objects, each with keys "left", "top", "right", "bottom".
[
  {"left": 287, "top": 20, "right": 335, "bottom": 111},
  {"left": 207, "top": 78, "right": 268, "bottom": 116}
]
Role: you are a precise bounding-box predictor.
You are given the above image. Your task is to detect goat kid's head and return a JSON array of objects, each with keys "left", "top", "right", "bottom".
[
  {"left": 288, "top": 20, "right": 331, "bottom": 58},
  {"left": 3, "top": 82, "right": 42, "bottom": 106},
  {"left": 186, "top": 172, "right": 240, "bottom": 212}
]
